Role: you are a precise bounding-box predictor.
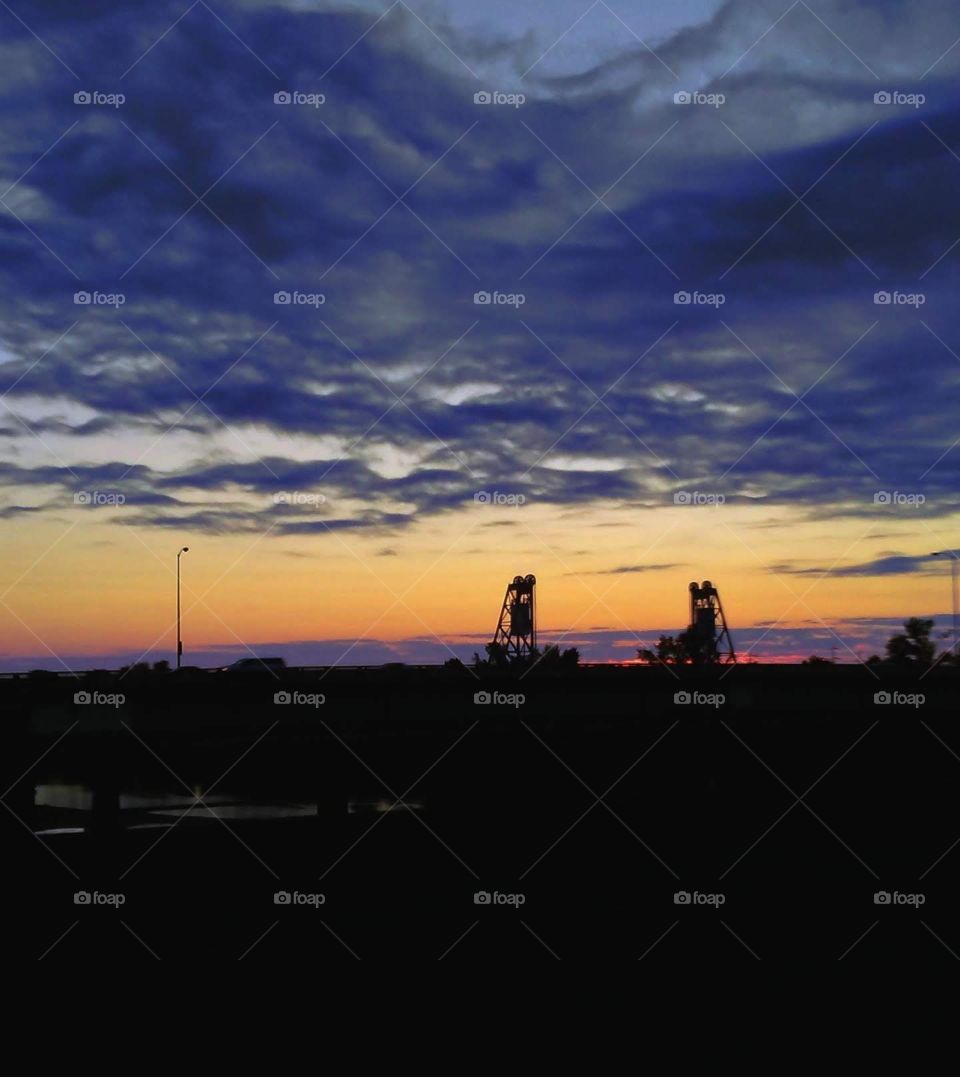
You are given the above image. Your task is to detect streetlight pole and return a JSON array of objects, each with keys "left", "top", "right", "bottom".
[
  {"left": 931, "top": 551, "right": 958, "bottom": 656},
  {"left": 177, "top": 546, "right": 189, "bottom": 668}
]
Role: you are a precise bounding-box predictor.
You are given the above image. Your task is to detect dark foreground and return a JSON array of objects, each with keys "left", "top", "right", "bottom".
[{"left": 2, "top": 663, "right": 958, "bottom": 962}]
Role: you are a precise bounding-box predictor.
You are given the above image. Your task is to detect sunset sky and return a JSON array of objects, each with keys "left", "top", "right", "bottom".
[{"left": 1, "top": 0, "right": 958, "bottom": 669}]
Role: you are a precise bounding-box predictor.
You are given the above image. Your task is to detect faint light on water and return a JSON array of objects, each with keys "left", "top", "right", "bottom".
[{"left": 347, "top": 799, "right": 425, "bottom": 815}]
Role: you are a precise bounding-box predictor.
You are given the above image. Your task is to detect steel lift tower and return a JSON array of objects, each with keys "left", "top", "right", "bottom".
[
  {"left": 492, "top": 574, "right": 537, "bottom": 660},
  {"left": 687, "top": 580, "right": 736, "bottom": 663}
]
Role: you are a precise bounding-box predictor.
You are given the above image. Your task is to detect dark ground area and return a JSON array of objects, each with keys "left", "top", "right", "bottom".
[{"left": 1, "top": 664, "right": 958, "bottom": 962}]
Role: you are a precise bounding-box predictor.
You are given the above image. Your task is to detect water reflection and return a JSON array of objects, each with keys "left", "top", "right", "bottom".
[{"left": 33, "top": 783, "right": 423, "bottom": 833}]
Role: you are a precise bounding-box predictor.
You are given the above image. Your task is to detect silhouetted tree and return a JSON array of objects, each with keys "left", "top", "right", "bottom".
[
  {"left": 638, "top": 635, "right": 689, "bottom": 664},
  {"left": 885, "top": 618, "right": 936, "bottom": 668},
  {"left": 802, "top": 655, "right": 833, "bottom": 666}
]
